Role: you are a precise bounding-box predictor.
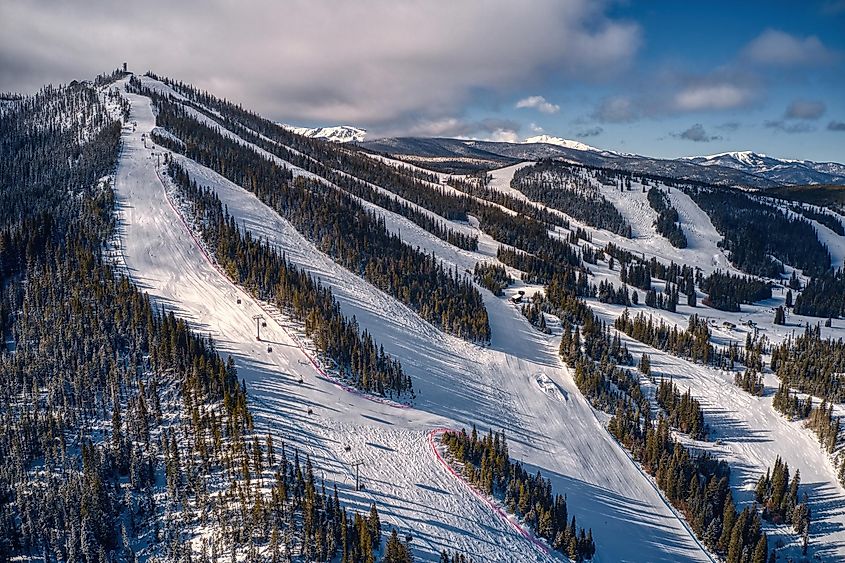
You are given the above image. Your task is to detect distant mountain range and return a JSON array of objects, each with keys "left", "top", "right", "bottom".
[
  {"left": 361, "top": 135, "right": 845, "bottom": 187},
  {"left": 521, "top": 135, "right": 608, "bottom": 154},
  {"left": 280, "top": 125, "right": 845, "bottom": 187},
  {"left": 279, "top": 124, "right": 367, "bottom": 143},
  {"left": 681, "top": 151, "right": 845, "bottom": 187}
]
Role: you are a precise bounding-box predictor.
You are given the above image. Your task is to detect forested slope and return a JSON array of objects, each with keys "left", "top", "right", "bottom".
[{"left": 0, "top": 71, "right": 415, "bottom": 563}]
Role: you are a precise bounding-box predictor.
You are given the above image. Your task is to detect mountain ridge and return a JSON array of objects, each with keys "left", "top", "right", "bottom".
[
  {"left": 279, "top": 123, "right": 367, "bottom": 143},
  {"left": 682, "top": 151, "right": 845, "bottom": 186},
  {"left": 357, "top": 135, "right": 843, "bottom": 187},
  {"left": 279, "top": 121, "right": 843, "bottom": 187}
]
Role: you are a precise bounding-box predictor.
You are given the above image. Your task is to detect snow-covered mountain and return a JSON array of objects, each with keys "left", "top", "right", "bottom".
[
  {"left": 280, "top": 124, "right": 366, "bottom": 143},
  {"left": 522, "top": 134, "right": 604, "bottom": 153},
  {"left": 361, "top": 135, "right": 845, "bottom": 187},
  {"left": 10, "top": 68, "right": 845, "bottom": 563},
  {"left": 684, "top": 151, "right": 845, "bottom": 186},
  {"left": 361, "top": 136, "right": 782, "bottom": 187}
]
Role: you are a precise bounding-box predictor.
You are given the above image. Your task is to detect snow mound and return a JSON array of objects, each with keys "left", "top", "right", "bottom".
[{"left": 533, "top": 374, "right": 568, "bottom": 403}]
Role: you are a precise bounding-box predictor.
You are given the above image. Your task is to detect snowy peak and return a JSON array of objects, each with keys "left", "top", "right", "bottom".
[
  {"left": 522, "top": 134, "right": 603, "bottom": 153},
  {"left": 280, "top": 124, "right": 366, "bottom": 143},
  {"left": 684, "top": 151, "right": 845, "bottom": 186},
  {"left": 685, "top": 151, "right": 776, "bottom": 169}
]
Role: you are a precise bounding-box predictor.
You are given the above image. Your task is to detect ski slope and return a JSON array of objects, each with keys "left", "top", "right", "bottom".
[
  {"left": 114, "top": 88, "right": 559, "bottom": 561},
  {"left": 487, "top": 160, "right": 845, "bottom": 559},
  {"left": 168, "top": 129, "right": 712, "bottom": 563},
  {"left": 486, "top": 164, "right": 740, "bottom": 277},
  {"left": 113, "top": 79, "right": 716, "bottom": 562},
  {"left": 766, "top": 199, "right": 845, "bottom": 270}
]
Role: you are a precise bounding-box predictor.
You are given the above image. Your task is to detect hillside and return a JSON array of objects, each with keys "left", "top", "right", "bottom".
[{"left": 2, "top": 70, "right": 845, "bottom": 563}]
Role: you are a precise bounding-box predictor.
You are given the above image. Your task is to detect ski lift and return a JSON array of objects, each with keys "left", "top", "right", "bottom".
[{"left": 261, "top": 320, "right": 267, "bottom": 328}]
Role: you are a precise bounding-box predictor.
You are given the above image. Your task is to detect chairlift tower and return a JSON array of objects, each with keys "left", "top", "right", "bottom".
[
  {"left": 350, "top": 459, "right": 364, "bottom": 491},
  {"left": 252, "top": 314, "right": 265, "bottom": 341}
]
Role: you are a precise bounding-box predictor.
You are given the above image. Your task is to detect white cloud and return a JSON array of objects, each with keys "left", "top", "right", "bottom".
[
  {"left": 744, "top": 29, "right": 837, "bottom": 66},
  {"left": 485, "top": 129, "right": 521, "bottom": 143},
  {"left": 674, "top": 84, "right": 753, "bottom": 111},
  {"left": 399, "top": 117, "right": 521, "bottom": 141},
  {"left": 0, "top": 0, "right": 639, "bottom": 133},
  {"left": 515, "top": 95, "right": 560, "bottom": 114},
  {"left": 529, "top": 122, "right": 545, "bottom": 134}
]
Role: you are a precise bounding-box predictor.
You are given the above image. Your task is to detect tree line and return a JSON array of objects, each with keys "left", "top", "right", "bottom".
[
  {"left": 1, "top": 73, "right": 418, "bottom": 562},
  {"left": 472, "top": 262, "right": 512, "bottom": 297},
  {"left": 441, "top": 427, "right": 596, "bottom": 561},
  {"left": 614, "top": 310, "right": 714, "bottom": 365},
  {"left": 610, "top": 410, "right": 769, "bottom": 563},
  {"left": 140, "top": 74, "right": 478, "bottom": 252},
  {"left": 756, "top": 456, "right": 810, "bottom": 553},
  {"left": 647, "top": 187, "right": 688, "bottom": 248},
  {"left": 688, "top": 186, "right": 831, "bottom": 278},
  {"left": 770, "top": 324, "right": 845, "bottom": 402},
  {"left": 700, "top": 271, "right": 771, "bottom": 312},
  {"left": 791, "top": 203, "right": 845, "bottom": 236},
  {"left": 168, "top": 162, "right": 412, "bottom": 398},
  {"left": 446, "top": 174, "right": 575, "bottom": 231},
  {"left": 655, "top": 378, "right": 708, "bottom": 441},
  {"left": 537, "top": 264, "right": 776, "bottom": 561},
  {"left": 145, "top": 95, "right": 491, "bottom": 343},
  {"left": 511, "top": 160, "right": 633, "bottom": 238},
  {"left": 794, "top": 268, "right": 845, "bottom": 319}
]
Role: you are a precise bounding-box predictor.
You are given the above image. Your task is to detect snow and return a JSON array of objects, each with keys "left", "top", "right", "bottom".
[
  {"left": 682, "top": 151, "right": 845, "bottom": 185},
  {"left": 688, "top": 151, "right": 767, "bottom": 166},
  {"left": 533, "top": 373, "right": 568, "bottom": 403},
  {"left": 112, "top": 79, "right": 717, "bottom": 562},
  {"left": 175, "top": 146, "right": 712, "bottom": 562},
  {"left": 523, "top": 135, "right": 605, "bottom": 153},
  {"left": 763, "top": 198, "right": 845, "bottom": 270},
  {"left": 279, "top": 124, "right": 367, "bottom": 143},
  {"left": 485, "top": 164, "right": 739, "bottom": 278},
  {"left": 484, "top": 160, "right": 845, "bottom": 559},
  {"left": 589, "top": 296, "right": 845, "bottom": 559}
]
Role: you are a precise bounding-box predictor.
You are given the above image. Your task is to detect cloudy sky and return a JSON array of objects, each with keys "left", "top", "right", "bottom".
[{"left": 2, "top": 0, "right": 844, "bottom": 161}]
